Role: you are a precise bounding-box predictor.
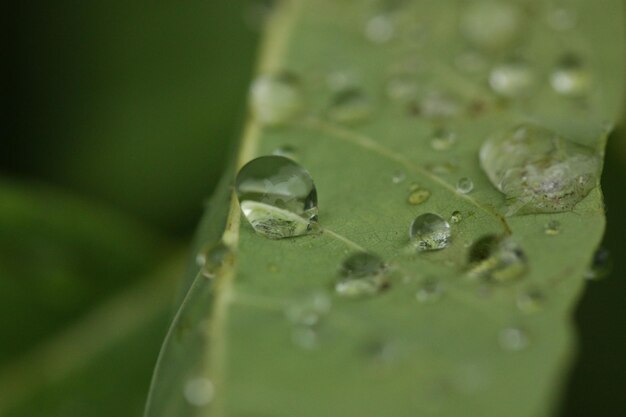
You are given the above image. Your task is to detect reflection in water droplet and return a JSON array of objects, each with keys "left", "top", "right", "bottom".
[
  {"left": 479, "top": 123, "right": 600, "bottom": 215},
  {"left": 236, "top": 156, "right": 318, "bottom": 239},
  {"left": 430, "top": 129, "right": 457, "bottom": 151},
  {"left": 499, "top": 327, "right": 529, "bottom": 351},
  {"left": 407, "top": 189, "right": 431, "bottom": 205},
  {"left": 416, "top": 277, "right": 445, "bottom": 303},
  {"left": 184, "top": 377, "right": 214, "bottom": 407},
  {"left": 467, "top": 235, "right": 527, "bottom": 282},
  {"left": 550, "top": 56, "right": 591, "bottom": 97},
  {"left": 450, "top": 210, "right": 463, "bottom": 224},
  {"left": 410, "top": 213, "right": 451, "bottom": 251},
  {"left": 489, "top": 59, "right": 535, "bottom": 98},
  {"left": 456, "top": 177, "right": 474, "bottom": 194},
  {"left": 544, "top": 220, "right": 561, "bottom": 236},
  {"left": 336, "top": 252, "right": 389, "bottom": 297},
  {"left": 386, "top": 73, "right": 418, "bottom": 101},
  {"left": 196, "top": 241, "right": 232, "bottom": 279},
  {"left": 516, "top": 288, "right": 545, "bottom": 313},
  {"left": 327, "top": 88, "right": 373, "bottom": 124},
  {"left": 250, "top": 72, "right": 302, "bottom": 125},
  {"left": 585, "top": 247, "right": 612, "bottom": 280},
  {"left": 365, "top": 15, "right": 395, "bottom": 44},
  {"left": 460, "top": 1, "right": 524, "bottom": 51},
  {"left": 272, "top": 145, "right": 297, "bottom": 159},
  {"left": 392, "top": 171, "right": 407, "bottom": 184}
]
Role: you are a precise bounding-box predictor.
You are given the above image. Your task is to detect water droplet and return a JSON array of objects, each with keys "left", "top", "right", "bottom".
[
  {"left": 392, "top": 171, "right": 406, "bottom": 184},
  {"left": 479, "top": 123, "right": 600, "bottom": 215},
  {"left": 335, "top": 252, "right": 389, "bottom": 297},
  {"left": 184, "top": 377, "right": 214, "bottom": 407},
  {"left": 365, "top": 15, "right": 395, "bottom": 44},
  {"left": 547, "top": 7, "right": 577, "bottom": 31},
  {"left": 416, "top": 277, "right": 445, "bottom": 303},
  {"left": 236, "top": 156, "right": 318, "bottom": 239},
  {"left": 417, "top": 91, "right": 461, "bottom": 119},
  {"left": 291, "top": 327, "right": 319, "bottom": 350},
  {"left": 327, "top": 88, "right": 373, "bottom": 124},
  {"left": 550, "top": 55, "right": 591, "bottom": 97},
  {"left": 544, "top": 220, "right": 561, "bottom": 236},
  {"left": 386, "top": 73, "right": 419, "bottom": 101},
  {"left": 499, "top": 327, "right": 529, "bottom": 351},
  {"left": 272, "top": 145, "right": 297, "bottom": 159},
  {"left": 430, "top": 129, "right": 457, "bottom": 151},
  {"left": 456, "top": 177, "right": 474, "bottom": 194},
  {"left": 584, "top": 247, "right": 611, "bottom": 280},
  {"left": 285, "top": 292, "right": 331, "bottom": 326},
  {"left": 196, "top": 241, "right": 232, "bottom": 279},
  {"left": 450, "top": 210, "right": 463, "bottom": 224},
  {"left": 250, "top": 72, "right": 302, "bottom": 125},
  {"left": 516, "top": 288, "right": 545, "bottom": 314},
  {"left": 467, "top": 235, "right": 527, "bottom": 282},
  {"left": 460, "top": 1, "right": 524, "bottom": 51},
  {"left": 410, "top": 213, "right": 451, "bottom": 251},
  {"left": 407, "top": 188, "right": 431, "bottom": 206},
  {"left": 489, "top": 59, "right": 535, "bottom": 98}
]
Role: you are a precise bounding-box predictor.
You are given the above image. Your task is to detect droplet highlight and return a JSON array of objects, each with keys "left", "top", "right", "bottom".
[
  {"left": 250, "top": 72, "right": 303, "bottom": 125},
  {"left": 409, "top": 213, "right": 451, "bottom": 251},
  {"left": 550, "top": 55, "right": 591, "bottom": 97},
  {"left": 489, "top": 59, "right": 535, "bottom": 98}
]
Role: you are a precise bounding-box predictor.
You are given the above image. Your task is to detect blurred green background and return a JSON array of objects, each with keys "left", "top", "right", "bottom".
[{"left": 1, "top": 1, "right": 624, "bottom": 416}]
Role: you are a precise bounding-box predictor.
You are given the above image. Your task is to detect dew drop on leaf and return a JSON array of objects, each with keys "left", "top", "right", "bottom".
[
  {"left": 543, "top": 220, "right": 561, "bottom": 236},
  {"left": 499, "top": 327, "right": 529, "bottom": 352},
  {"left": 489, "top": 59, "right": 535, "bottom": 98},
  {"left": 456, "top": 177, "right": 474, "bottom": 194},
  {"left": 250, "top": 72, "right": 303, "bottom": 125},
  {"left": 236, "top": 156, "right": 318, "bottom": 239},
  {"left": 410, "top": 213, "right": 451, "bottom": 251},
  {"left": 407, "top": 189, "right": 431, "bottom": 205},
  {"left": 196, "top": 241, "right": 233, "bottom": 279},
  {"left": 335, "top": 252, "right": 389, "bottom": 297},
  {"left": 584, "top": 247, "right": 612, "bottom": 281},
  {"left": 326, "top": 88, "right": 373, "bottom": 124},
  {"left": 430, "top": 128, "right": 457, "bottom": 151},
  {"left": 183, "top": 377, "right": 214, "bottom": 407},
  {"left": 450, "top": 210, "right": 463, "bottom": 224},
  {"left": 460, "top": 0, "right": 524, "bottom": 51},
  {"left": 392, "top": 170, "right": 407, "bottom": 184},
  {"left": 479, "top": 123, "right": 600, "bottom": 215},
  {"left": 467, "top": 235, "right": 527, "bottom": 282},
  {"left": 550, "top": 55, "right": 591, "bottom": 97}
]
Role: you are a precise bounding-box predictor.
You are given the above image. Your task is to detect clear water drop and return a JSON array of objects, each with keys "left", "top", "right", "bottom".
[
  {"left": 196, "top": 241, "right": 232, "bottom": 279},
  {"left": 236, "top": 156, "right": 318, "bottom": 239},
  {"left": 489, "top": 59, "right": 535, "bottom": 98},
  {"left": 499, "top": 327, "right": 529, "bottom": 351},
  {"left": 460, "top": 1, "right": 524, "bottom": 51},
  {"left": 410, "top": 213, "right": 451, "bottom": 251},
  {"left": 407, "top": 189, "right": 431, "bottom": 206},
  {"left": 456, "top": 177, "right": 474, "bottom": 194},
  {"left": 365, "top": 14, "right": 395, "bottom": 44},
  {"left": 183, "top": 377, "right": 214, "bottom": 407},
  {"left": 430, "top": 129, "right": 457, "bottom": 151},
  {"left": 584, "top": 247, "right": 611, "bottom": 280},
  {"left": 416, "top": 277, "right": 445, "bottom": 303},
  {"left": 550, "top": 55, "right": 591, "bottom": 97},
  {"left": 272, "top": 145, "right": 297, "bottom": 159},
  {"left": 450, "top": 210, "right": 463, "bottom": 224},
  {"left": 327, "top": 88, "right": 373, "bottom": 124},
  {"left": 250, "top": 72, "right": 303, "bottom": 125},
  {"left": 544, "top": 220, "right": 561, "bottom": 236},
  {"left": 335, "top": 252, "right": 389, "bottom": 297},
  {"left": 516, "top": 288, "right": 545, "bottom": 314},
  {"left": 392, "top": 171, "right": 406, "bottom": 184},
  {"left": 479, "top": 123, "right": 600, "bottom": 215},
  {"left": 467, "top": 235, "right": 527, "bottom": 282}
]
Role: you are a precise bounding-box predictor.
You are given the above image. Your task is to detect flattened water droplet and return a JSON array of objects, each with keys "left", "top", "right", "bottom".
[
  {"left": 410, "top": 213, "right": 451, "bottom": 251},
  {"left": 550, "top": 55, "right": 591, "bottom": 97},
  {"left": 456, "top": 177, "right": 474, "bottom": 194},
  {"left": 450, "top": 210, "right": 463, "bottom": 224},
  {"left": 460, "top": 1, "right": 524, "bottom": 51},
  {"left": 365, "top": 15, "right": 395, "bottom": 44},
  {"left": 516, "top": 288, "right": 545, "bottom": 314},
  {"left": 272, "top": 145, "right": 297, "bottom": 159},
  {"left": 184, "top": 377, "right": 214, "bottom": 407},
  {"left": 544, "top": 220, "right": 561, "bottom": 236},
  {"left": 196, "top": 241, "right": 232, "bottom": 279},
  {"left": 416, "top": 277, "right": 445, "bottom": 303},
  {"left": 250, "top": 72, "right": 302, "bottom": 125},
  {"left": 407, "top": 189, "right": 431, "bottom": 205},
  {"left": 479, "top": 123, "right": 600, "bottom": 215},
  {"left": 489, "top": 59, "right": 535, "bottom": 98},
  {"left": 499, "top": 326, "right": 529, "bottom": 351},
  {"left": 336, "top": 252, "right": 389, "bottom": 297},
  {"left": 236, "top": 156, "right": 318, "bottom": 239},
  {"left": 585, "top": 247, "right": 611, "bottom": 280},
  {"left": 467, "top": 235, "right": 527, "bottom": 282},
  {"left": 327, "top": 88, "right": 373, "bottom": 124},
  {"left": 430, "top": 129, "right": 457, "bottom": 151}
]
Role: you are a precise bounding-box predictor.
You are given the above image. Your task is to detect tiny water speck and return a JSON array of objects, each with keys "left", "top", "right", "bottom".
[
  {"left": 250, "top": 72, "right": 302, "bottom": 125},
  {"left": 184, "top": 377, "right": 214, "bottom": 407},
  {"left": 410, "top": 213, "right": 451, "bottom": 251},
  {"left": 499, "top": 327, "right": 529, "bottom": 351},
  {"left": 456, "top": 177, "right": 474, "bottom": 194},
  {"left": 550, "top": 55, "right": 591, "bottom": 97},
  {"left": 327, "top": 88, "right": 373, "bottom": 124},
  {"left": 450, "top": 210, "right": 463, "bottom": 224},
  {"left": 430, "top": 129, "right": 457, "bottom": 151},
  {"left": 544, "top": 220, "right": 561, "bottom": 236},
  {"left": 407, "top": 189, "right": 431, "bottom": 205},
  {"left": 489, "top": 59, "right": 535, "bottom": 98},
  {"left": 336, "top": 252, "right": 389, "bottom": 297},
  {"left": 584, "top": 247, "right": 611, "bottom": 281},
  {"left": 467, "top": 235, "right": 527, "bottom": 282},
  {"left": 236, "top": 156, "right": 318, "bottom": 239}
]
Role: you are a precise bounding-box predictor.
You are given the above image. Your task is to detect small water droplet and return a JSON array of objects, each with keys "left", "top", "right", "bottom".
[
  {"left": 489, "top": 59, "right": 535, "bottom": 98},
  {"left": 291, "top": 327, "right": 319, "bottom": 350},
  {"left": 450, "top": 210, "right": 463, "bottom": 224},
  {"left": 327, "top": 88, "right": 373, "bottom": 124},
  {"left": 410, "top": 213, "right": 451, "bottom": 251},
  {"left": 430, "top": 129, "right": 457, "bottom": 151},
  {"left": 499, "top": 326, "right": 529, "bottom": 351},
  {"left": 335, "top": 252, "right": 389, "bottom": 297},
  {"left": 516, "top": 288, "right": 545, "bottom": 314},
  {"left": 236, "top": 156, "right": 318, "bottom": 239},
  {"left": 416, "top": 277, "right": 445, "bottom": 303},
  {"left": 365, "top": 14, "right": 395, "bottom": 44},
  {"left": 467, "top": 235, "right": 527, "bottom": 282},
  {"left": 386, "top": 73, "right": 419, "bottom": 101},
  {"left": 250, "top": 72, "right": 303, "bottom": 125},
  {"left": 184, "top": 377, "right": 214, "bottom": 407},
  {"left": 479, "top": 123, "right": 600, "bottom": 215},
  {"left": 550, "top": 55, "right": 591, "bottom": 97},
  {"left": 407, "top": 189, "right": 431, "bottom": 205},
  {"left": 456, "top": 177, "right": 474, "bottom": 194},
  {"left": 584, "top": 247, "right": 612, "bottom": 280},
  {"left": 196, "top": 241, "right": 232, "bottom": 279},
  {"left": 460, "top": 1, "right": 524, "bottom": 51},
  {"left": 272, "top": 145, "right": 297, "bottom": 159},
  {"left": 392, "top": 171, "right": 406, "bottom": 184},
  {"left": 544, "top": 220, "right": 561, "bottom": 236}
]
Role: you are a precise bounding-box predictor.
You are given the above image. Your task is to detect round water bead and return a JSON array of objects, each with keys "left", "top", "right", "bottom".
[
  {"left": 489, "top": 59, "right": 535, "bottom": 98},
  {"left": 235, "top": 156, "right": 318, "bottom": 239},
  {"left": 409, "top": 213, "right": 451, "bottom": 251},
  {"left": 327, "top": 88, "right": 373, "bottom": 124},
  {"left": 550, "top": 55, "right": 591, "bottom": 97},
  {"left": 460, "top": 1, "right": 524, "bottom": 51},
  {"left": 466, "top": 234, "right": 527, "bottom": 282},
  {"left": 336, "top": 252, "right": 389, "bottom": 297},
  {"left": 479, "top": 123, "right": 600, "bottom": 215},
  {"left": 456, "top": 177, "right": 474, "bottom": 194},
  {"left": 450, "top": 210, "right": 463, "bottom": 224},
  {"left": 250, "top": 72, "right": 303, "bottom": 125}
]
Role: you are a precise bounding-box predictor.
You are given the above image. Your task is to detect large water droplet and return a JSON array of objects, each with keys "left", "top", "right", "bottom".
[
  {"left": 584, "top": 247, "right": 611, "bottom": 280},
  {"left": 499, "top": 326, "right": 529, "bottom": 351},
  {"left": 196, "top": 241, "right": 232, "bottom": 279},
  {"left": 489, "top": 59, "right": 535, "bottom": 98},
  {"left": 456, "top": 177, "right": 474, "bottom": 194},
  {"left": 460, "top": 1, "right": 524, "bottom": 51},
  {"left": 479, "top": 123, "right": 600, "bottom": 215},
  {"left": 250, "top": 72, "right": 303, "bottom": 125},
  {"left": 183, "top": 377, "right": 214, "bottom": 407},
  {"left": 327, "top": 88, "right": 373, "bottom": 124},
  {"left": 336, "top": 252, "right": 389, "bottom": 297},
  {"left": 467, "top": 235, "right": 527, "bottom": 282},
  {"left": 236, "top": 156, "right": 318, "bottom": 239},
  {"left": 410, "top": 213, "right": 451, "bottom": 251},
  {"left": 550, "top": 55, "right": 591, "bottom": 97}
]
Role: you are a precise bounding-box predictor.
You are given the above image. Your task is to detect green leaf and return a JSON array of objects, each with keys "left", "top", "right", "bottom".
[{"left": 146, "top": 1, "right": 624, "bottom": 416}]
